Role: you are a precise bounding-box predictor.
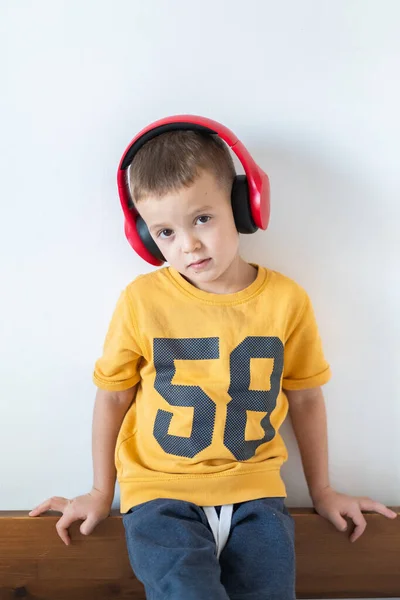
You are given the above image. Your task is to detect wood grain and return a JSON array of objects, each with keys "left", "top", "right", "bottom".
[{"left": 0, "top": 508, "right": 399, "bottom": 599}]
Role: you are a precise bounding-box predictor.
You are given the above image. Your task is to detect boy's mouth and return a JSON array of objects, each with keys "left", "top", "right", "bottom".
[{"left": 188, "top": 258, "right": 211, "bottom": 270}]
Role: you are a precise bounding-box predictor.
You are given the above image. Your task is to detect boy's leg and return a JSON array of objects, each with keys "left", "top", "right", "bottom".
[
  {"left": 123, "top": 498, "right": 230, "bottom": 600},
  {"left": 219, "top": 498, "right": 296, "bottom": 600}
]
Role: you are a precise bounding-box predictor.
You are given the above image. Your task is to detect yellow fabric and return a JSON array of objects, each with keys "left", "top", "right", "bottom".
[{"left": 93, "top": 264, "right": 331, "bottom": 513}]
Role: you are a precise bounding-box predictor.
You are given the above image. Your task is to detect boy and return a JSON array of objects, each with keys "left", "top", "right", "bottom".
[{"left": 30, "top": 118, "right": 397, "bottom": 600}]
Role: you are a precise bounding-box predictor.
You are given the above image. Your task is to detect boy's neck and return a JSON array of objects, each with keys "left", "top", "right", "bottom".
[{"left": 182, "top": 255, "right": 258, "bottom": 295}]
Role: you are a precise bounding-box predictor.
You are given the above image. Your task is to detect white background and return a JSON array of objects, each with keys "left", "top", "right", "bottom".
[{"left": 1, "top": 0, "right": 399, "bottom": 539}]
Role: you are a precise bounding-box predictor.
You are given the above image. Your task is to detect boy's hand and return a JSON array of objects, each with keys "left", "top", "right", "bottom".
[
  {"left": 312, "top": 486, "right": 397, "bottom": 542},
  {"left": 29, "top": 487, "right": 113, "bottom": 546}
]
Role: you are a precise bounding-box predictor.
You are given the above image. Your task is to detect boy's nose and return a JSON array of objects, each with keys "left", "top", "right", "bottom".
[{"left": 182, "top": 233, "right": 201, "bottom": 253}]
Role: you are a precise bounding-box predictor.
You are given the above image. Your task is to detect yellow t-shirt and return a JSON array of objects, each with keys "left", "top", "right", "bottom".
[{"left": 93, "top": 264, "right": 331, "bottom": 513}]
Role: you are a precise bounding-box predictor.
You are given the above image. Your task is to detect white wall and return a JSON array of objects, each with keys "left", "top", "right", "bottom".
[{"left": 1, "top": 0, "right": 399, "bottom": 517}]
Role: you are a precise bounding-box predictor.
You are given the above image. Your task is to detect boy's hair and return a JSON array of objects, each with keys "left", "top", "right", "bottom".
[{"left": 129, "top": 130, "right": 236, "bottom": 203}]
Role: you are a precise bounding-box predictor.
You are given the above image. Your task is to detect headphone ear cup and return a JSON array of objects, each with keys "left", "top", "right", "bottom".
[
  {"left": 136, "top": 216, "right": 166, "bottom": 262},
  {"left": 231, "top": 175, "right": 258, "bottom": 234}
]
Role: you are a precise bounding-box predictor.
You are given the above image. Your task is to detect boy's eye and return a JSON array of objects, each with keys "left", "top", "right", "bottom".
[
  {"left": 196, "top": 215, "right": 211, "bottom": 225},
  {"left": 156, "top": 216, "right": 210, "bottom": 239},
  {"left": 158, "top": 229, "right": 173, "bottom": 239}
]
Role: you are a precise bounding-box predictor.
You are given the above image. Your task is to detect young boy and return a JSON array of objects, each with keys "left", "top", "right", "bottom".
[{"left": 30, "top": 118, "right": 397, "bottom": 600}]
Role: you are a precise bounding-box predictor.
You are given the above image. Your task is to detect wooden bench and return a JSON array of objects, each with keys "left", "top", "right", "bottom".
[{"left": 0, "top": 508, "right": 399, "bottom": 599}]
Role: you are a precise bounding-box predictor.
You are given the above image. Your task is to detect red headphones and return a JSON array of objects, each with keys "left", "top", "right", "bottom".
[{"left": 117, "top": 115, "right": 270, "bottom": 266}]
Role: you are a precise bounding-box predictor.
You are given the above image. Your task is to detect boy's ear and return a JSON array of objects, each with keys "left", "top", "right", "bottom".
[{"left": 231, "top": 175, "right": 258, "bottom": 234}]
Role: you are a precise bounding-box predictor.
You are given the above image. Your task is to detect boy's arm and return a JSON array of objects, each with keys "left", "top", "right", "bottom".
[
  {"left": 91, "top": 387, "right": 136, "bottom": 500},
  {"left": 285, "top": 386, "right": 330, "bottom": 499},
  {"left": 30, "top": 386, "right": 137, "bottom": 545},
  {"left": 286, "top": 386, "right": 397, "bottom": 542}
]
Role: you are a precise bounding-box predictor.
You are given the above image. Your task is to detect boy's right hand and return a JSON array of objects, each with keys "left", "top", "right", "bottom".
[{"left": 29, "top": 487, "right": 113, "bottom": 546}]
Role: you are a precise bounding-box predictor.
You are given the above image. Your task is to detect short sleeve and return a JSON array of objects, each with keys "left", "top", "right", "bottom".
[
  {"left": 93, "top": 289, "right": 143, "bottom": 391},
  {"left": 282, "top": 292, "right": 331, "bottom": 390}
]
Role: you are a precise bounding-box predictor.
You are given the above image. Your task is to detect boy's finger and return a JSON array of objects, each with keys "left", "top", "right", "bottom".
[
  {"left": 359, "top": 499, "right": 398, "bottom": 519},
  {"left": 348, "top": 509, "right": 367, "bottom": 543},
  {"left": 55, "top": 512, "right": 77, "bottom": 546},
  {"left": 80, "top": 514, "right": 99, "bottom": 536},
  {"left": 327, "top": 512, "right": 348, "bottom": 532},
  {"left": 29, "top": 496, "right": 69, "bottom": 516}
]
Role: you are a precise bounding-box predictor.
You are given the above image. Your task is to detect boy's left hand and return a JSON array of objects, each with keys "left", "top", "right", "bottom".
[{"left": 312, "top": 486, "right": 397, "bottom": 543}]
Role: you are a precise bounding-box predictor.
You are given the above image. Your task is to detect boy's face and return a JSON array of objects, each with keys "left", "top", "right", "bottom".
[{"left": 136, "top": 169, "right": 241, "bottom": 290}]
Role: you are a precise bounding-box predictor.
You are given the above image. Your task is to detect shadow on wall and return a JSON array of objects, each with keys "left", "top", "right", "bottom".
[{"left": 236, "top": 144, "right": 399, "bottom": 506}]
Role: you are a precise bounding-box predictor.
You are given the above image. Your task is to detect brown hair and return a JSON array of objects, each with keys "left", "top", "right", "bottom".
[{"left": 128, "top": 130, "right": 236, "bottom": 203}]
